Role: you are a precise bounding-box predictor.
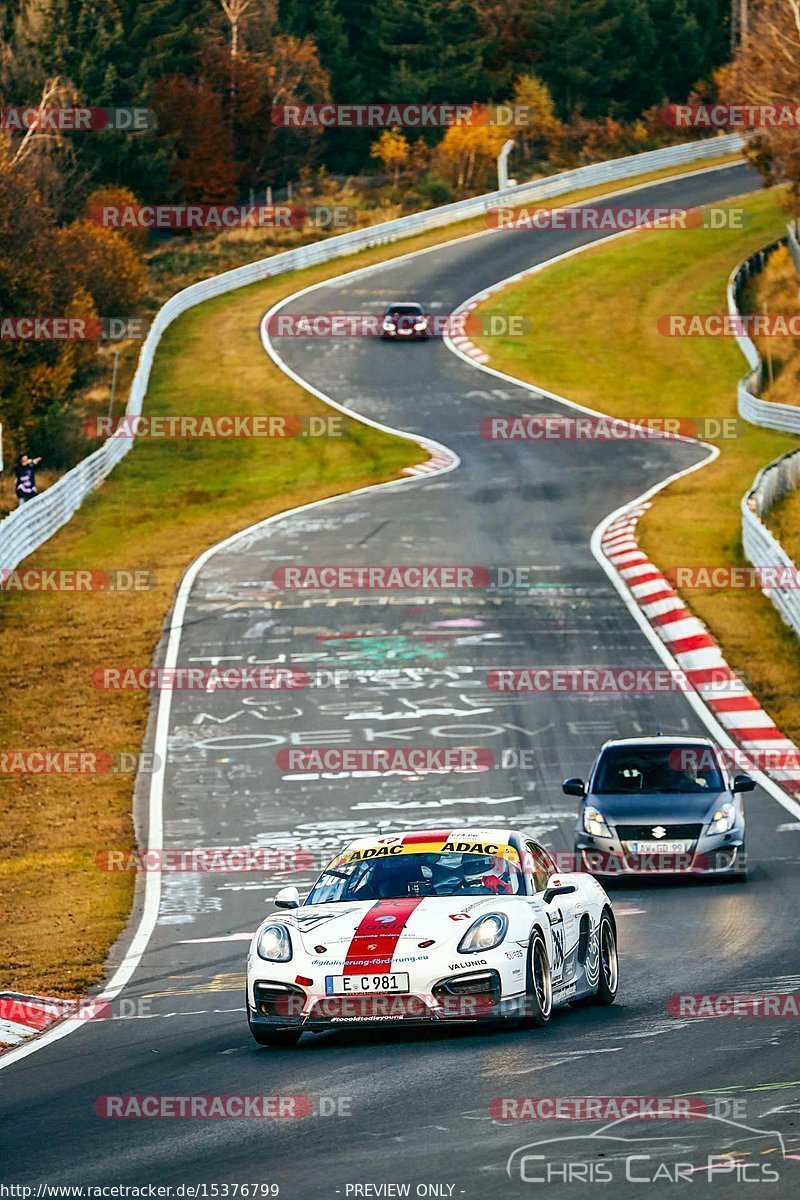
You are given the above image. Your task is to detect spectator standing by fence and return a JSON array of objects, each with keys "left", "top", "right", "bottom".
[{"left": 14, "top": 453, "right": 42, "bottom": 504}]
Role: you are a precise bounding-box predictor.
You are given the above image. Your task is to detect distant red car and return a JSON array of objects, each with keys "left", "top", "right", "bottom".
[{"left": 380, "top": 302, "right": 429, "bottom": 339}]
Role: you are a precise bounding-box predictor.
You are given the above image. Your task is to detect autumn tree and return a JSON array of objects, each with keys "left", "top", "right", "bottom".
[
  {"left": 0, "top": 128, "right": 142, "bottom": 465},
  {"left": 54, "top": 220, "right": 147, "bottom": 315},
  {"left": 0, "top": 128, "right": 65, "bottom": 447},
  {"left": 512, "top": 73, "right": 563, "bottom": 165},
  {"left": 370, "top": 128, "right": 409, "bottom": 184},
  {"left": 720, "top": 0, "right": 800, "bottom": 208},
  {"left": 83, "top": 185, "right": 149, "bottom": 249},
  {"left": 434, "top": 118, "right": 508, "bottom": 192},
  {"left": 200, "top": 28, "right": 330, "bottom": 192},
  {"left": 153, "top": 74, "right": 237, "bottom": 202}
]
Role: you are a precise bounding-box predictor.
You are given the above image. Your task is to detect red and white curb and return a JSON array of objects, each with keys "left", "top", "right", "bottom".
[
  {"left": 601, "top": 503, "right": 800, "bottom": 796},
  {"left": 403, "top": 447, "right": 458, "bottom": 477},
  {"left": 447, "top": 290, "right": 493, "bottom": 364},
  {"left": 0, "top": 993, "right": 67, "bottom": 1048}
]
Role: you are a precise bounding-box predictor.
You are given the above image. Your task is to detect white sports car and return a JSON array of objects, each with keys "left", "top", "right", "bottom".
[{"left": 246, "top": 827, "right": 618, "bottom": 1046}]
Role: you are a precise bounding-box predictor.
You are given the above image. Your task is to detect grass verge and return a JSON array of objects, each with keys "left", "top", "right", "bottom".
[
  {"left": 470, "top": 187, "right": 800, "bottom": 743},
  {"left": 0, "top": 150, "right": 745, "bottom": 998}
]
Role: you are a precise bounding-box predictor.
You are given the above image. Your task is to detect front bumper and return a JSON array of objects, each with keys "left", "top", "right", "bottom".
[
  {"left": 381, "top": 328, "right": 428, "bottom": 339},
  {"left": 574, "top": 829, "right": 745, "bottom": 876},
  {"left": 248, "top": 970, "right": 523, "bottom": 1031}
]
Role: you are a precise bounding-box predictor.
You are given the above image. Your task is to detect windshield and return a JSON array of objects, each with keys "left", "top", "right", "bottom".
[
  {"left": 306, "top": 846, "right": 523, "bottom": 904},
  {"left": 593, "top": 745, "right": 725, "bottom": 794},
  {"left": 386, "top": 305, "right": 424, "bottom": 317}
]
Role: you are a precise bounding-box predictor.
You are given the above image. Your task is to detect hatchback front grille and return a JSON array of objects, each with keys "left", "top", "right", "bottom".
[{"left": 614, "top": 823, "right": 703, "bottom": 840}]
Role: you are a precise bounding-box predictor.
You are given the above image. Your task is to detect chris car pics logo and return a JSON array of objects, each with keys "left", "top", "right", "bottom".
[{"left": 506, "top": 1114, "right": 785, "bottom": 1185}]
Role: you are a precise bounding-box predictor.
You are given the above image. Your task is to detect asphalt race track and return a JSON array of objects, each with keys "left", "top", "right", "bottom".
[{"left": 3, "top": 162, "right": 800, "bottom": 1198}]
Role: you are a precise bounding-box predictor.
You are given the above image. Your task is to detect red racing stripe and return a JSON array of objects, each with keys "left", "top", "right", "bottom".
[
  {"left": 343, "top": 898, "right": 424, "bottom": 974},
  {"left": 400, "top": 831, "right": 451, "bottom": 845}
]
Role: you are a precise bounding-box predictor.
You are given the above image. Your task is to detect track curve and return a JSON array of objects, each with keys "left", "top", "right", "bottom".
[{"left": 2, "top": 161, "right": 799, "bottom": 1200}]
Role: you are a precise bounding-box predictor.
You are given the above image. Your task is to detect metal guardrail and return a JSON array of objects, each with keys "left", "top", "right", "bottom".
[
  {"left": 0, "top": 133, "right": 743, "bottom": 572},
  {"left": 742, "top": 450, "right": 800, "bottom": 635},
  {"left": 731, "top": 226, "right": 800, "bottom": 636},
  {"left": 726, "top": 238, "right": 800, "bottom": 433},
  {"left": 787, "top": 217, "right": 800, "bottom": 273}
]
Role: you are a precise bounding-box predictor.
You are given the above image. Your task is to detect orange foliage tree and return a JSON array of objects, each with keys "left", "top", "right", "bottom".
[
  {"left": 154, "top": 75, "right": 238, "bottom": 203},
  {"left": 720, "top": 1, "right": 800, "bottom": 208}
]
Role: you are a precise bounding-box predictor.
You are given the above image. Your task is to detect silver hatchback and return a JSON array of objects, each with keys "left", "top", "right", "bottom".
[{"left": 565, "top": 735, "right": 753, "bottom": 880}]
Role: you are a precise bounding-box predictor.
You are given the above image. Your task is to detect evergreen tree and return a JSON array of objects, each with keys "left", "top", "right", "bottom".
[
  {"left": 608, "top": 0, "right": 658, "bottom": 117},
  {"left": 371, "top": 0, "right": 489, "bottom": 101},
  {"left": 279, "top": 0, "right": 348, "bottom": 94},
  {"left": 39, "top": 0, "right": 215, "bottom": 199}
]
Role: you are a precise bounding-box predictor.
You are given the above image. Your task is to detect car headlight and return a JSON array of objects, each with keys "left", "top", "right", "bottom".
[
  {"left": 382, "top": 321, "right": 395, "bottom": 331},
  {"left": 583, "top": 805, "right": 612, "bottom": 837},
  {"left": 414, "top": 320, "right": 426, "bottom": 331},
  {"left": 708, "top": 801, "right": 736, "bottom": 834},
  {"left": 458, "top": 913, "right": 508, "bottom": 954},
  {"left": 257, "top": 923, "right": 292, "bottom": 962}
]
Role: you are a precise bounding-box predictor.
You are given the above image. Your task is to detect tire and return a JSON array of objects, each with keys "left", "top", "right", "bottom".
[
  {"left": 524, "top": 929, "right": 553, "bottom": 1027},
  {"left": 248, "top": 1015, "right": 301, "bottom": 1048},
  {"left": 589, "top": 912, "right": 618, "bottom": 1006}
]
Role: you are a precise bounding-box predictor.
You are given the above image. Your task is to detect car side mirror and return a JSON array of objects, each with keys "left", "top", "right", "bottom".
[
  {"left": 274, "top": 885, "right": 301, "bottom": 909},
  {"left": 562, "top": 777, "right": 585, "bottom": 797},
  {"left": 543, "top": 882, "right": 577, "bottom": 905},
  {"left": 732, "top": 773, "right": 755, "bottom": 794}
]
